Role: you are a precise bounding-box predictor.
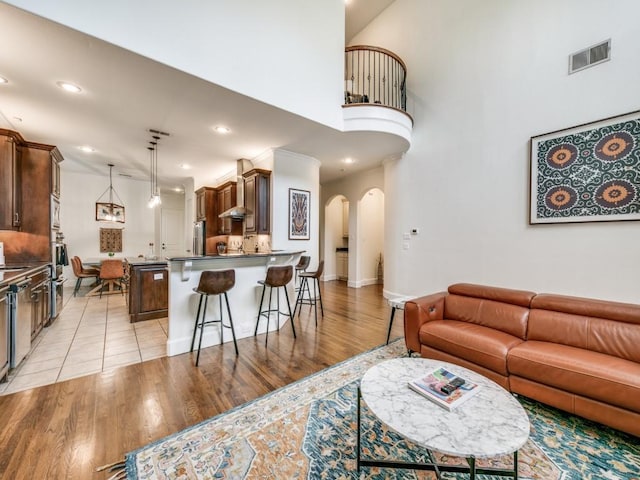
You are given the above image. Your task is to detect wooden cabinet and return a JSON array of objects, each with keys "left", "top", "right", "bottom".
[
  {"left": 243, "top": 169, "right": 271, "bottom": 235},
  {"left": 0, "top": 132, "right": 22, "bottom": 230},
  {"left": 216, "top": 181, "right": 242, "bottom": 235},
  {"left": 51, "top": 153, "right": 61, "bottom": 198},
  {"left": 128, "top": 261, "right": 168, "bottom": 322},
  {"left": 0, "top": 129, "right": 64, "bottom": 263},
  {"left": 195, "top": 186, "right": 215, "bottom": 222}
]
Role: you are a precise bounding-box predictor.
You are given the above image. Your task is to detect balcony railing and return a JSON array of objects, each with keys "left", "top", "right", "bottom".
[{"left": 344, "top": 45, "right": 407, "bottom": 112}]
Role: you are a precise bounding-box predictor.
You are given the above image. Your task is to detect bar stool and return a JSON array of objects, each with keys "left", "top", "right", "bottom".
[
  {"left": 294, "top": 260, "right": 324, "bottom": 326},
  {"left": 294, "top": 255, "right": 310, "bottom": 291},
  {"left": 190, "top": 269, "right": 238, "bottom": 366},
  {"left": 254, "top": 265, "right": 296, "bottom": 345}
]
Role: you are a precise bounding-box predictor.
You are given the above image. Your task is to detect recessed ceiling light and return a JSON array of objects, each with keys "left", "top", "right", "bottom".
[
  {"left": 0, "top": 76, "right": 8, "bottom": 84},
  {"left": 214, "top": 126, "right": 230, "bottom": 134},
  {"left": 343, "top": 157, "right": 355, "bottom": 164},
  {"left": 57, "top": 81, "right": 82, "bottom": 93},
  {"left": 180, "top": 163, "right": 191, "bottom": 170},
  {"left": 79, "top": 145, "right": 95, "bottom": 153},
  {"left": 174, "top": 187, "right": 183, "bottom": 193}
]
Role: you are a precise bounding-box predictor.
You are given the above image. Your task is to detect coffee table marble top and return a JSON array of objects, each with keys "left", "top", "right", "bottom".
[{"left": 360, "top": 358, "right": 530, "bottom": 458}]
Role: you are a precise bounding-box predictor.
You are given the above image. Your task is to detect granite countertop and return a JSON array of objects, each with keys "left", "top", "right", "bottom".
[
  {"left": 169, "top": 250, "right": 304, "bottom": 261},
  {"left": 0, "top": 262, "right": 51, "bottom": 286},
  {"left": 125, "top": 257, "right": 168, "bottom": 266}
]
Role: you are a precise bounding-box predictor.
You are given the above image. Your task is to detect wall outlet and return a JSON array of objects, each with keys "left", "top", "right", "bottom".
[{"left": 411, "top": 228, "right": 419, "bottom": 235}]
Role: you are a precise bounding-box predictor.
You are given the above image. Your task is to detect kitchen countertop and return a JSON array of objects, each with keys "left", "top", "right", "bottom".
[
  {"left": 169, "top": 250, "right": 304, "bottom": 261},
  {"left": 0, "top": 262, "right": 51, "bottom": 286}
]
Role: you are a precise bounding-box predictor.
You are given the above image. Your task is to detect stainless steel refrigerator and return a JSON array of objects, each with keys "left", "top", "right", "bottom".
[{"left": 193, "top": 221, "right": 206, "bottom": 256}]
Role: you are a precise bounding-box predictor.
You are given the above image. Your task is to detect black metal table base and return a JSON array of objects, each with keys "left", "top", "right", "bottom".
[{"left": 356, "top": 387, "right": 519, "bottom": 479}]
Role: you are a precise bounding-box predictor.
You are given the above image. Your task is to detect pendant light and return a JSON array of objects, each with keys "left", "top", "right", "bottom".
[
  {"left": 95, "top": 163, "right": 125, "bottom": 223},
  {"left": 147, "top": 130, "right": 167, "bottom": 208}
]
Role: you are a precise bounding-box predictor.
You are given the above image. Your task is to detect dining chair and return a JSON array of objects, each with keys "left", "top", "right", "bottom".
[
  {"left": 70, "top": 256, "right": 100, "bottom": 296},
  {"left": 98, "top": 259, "right": 126, "bottom": 298}
]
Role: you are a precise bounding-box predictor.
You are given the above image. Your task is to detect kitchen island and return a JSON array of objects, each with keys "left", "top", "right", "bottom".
[
  {"left": 167, "top": 250, "right": 303, "bottom": 357},
  {"left": 126, "top": 258, "right": 168, "bottom": 322}
]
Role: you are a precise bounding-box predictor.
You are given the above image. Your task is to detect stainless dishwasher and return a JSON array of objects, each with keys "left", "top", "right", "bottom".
[
  {"left": 9, "top": 277, "right": 32, "bottom": 368},
  {"left": 0, "top": 285, "right": 9, "bottom": 381}
]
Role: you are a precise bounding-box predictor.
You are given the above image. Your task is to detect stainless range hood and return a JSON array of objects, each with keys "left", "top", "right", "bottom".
[{"left": 219, "top": 158, "right": 253, "bottom": 219}]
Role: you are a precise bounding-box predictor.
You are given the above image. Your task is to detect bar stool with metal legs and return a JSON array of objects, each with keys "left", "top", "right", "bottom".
[
  {"left": 294, "top": 260, "right": 324, "bottom": 326},
  {"left": 294, "top": 255, "right": 310, "bottom": 291},
  {"left": 190, "top": 269, "right": 238, "bottom": 366},
  {"left": 254, "top": 265, "right": 296, "bottom": 345}
]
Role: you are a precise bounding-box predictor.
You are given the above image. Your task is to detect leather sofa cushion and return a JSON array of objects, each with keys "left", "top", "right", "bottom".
[
  {"left": 528, "top": 310, "right": 640, "bottom": 363},
  {"left": 420, "top": 320, "right": 523, "bottom": 376},
  {"left": 444, "top": 295, "right": 530, "bottom": 339},
  {"left": 508, "top": 341, "right": 640, "bottom": 413},
  {"left": 532, "top": 293, "right": 640, "bottom": 325},
  {"left": 449, "top": 283, "right": 536, "bottom": 308}
]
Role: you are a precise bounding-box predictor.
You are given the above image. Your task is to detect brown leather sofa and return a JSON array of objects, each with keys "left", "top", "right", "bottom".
[{"left": 404, "top": 283, "right": 640, "bottom": 437}]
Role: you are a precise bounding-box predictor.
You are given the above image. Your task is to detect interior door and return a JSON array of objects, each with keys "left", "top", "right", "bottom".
[{"left": 160, "top": 207, "right": 184, "bottom": 258}]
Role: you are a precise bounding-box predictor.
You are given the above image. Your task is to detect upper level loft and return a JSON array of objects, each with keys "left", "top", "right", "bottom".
[{"left": 342, "top": 45, "right": 413, "bottom": 145}]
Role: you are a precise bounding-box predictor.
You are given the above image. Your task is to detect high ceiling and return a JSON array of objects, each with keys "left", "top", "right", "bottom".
[{"left": 0, "top": 1, "right": 399, "bottom": 191}]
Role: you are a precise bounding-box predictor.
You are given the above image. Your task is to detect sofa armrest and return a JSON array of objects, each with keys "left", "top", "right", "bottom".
[{"left": 404, "top": 292, "right": 447, "bottom": 353}]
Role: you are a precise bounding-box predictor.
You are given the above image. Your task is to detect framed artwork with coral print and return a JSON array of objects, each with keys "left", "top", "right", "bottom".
[
  {"left": 530, "top": 110, "right": 640, "bottom": 224},
  {"left": 288, "top": 188, "right": 310, "bottom": 240}
]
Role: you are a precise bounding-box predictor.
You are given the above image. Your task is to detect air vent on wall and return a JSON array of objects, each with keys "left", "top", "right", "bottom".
[{"left": 569, "top": 39, "right": 610, "bottom": 74}]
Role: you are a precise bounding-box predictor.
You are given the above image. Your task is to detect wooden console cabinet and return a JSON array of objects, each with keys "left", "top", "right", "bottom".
[{"left": 127, "top": 260, "right": 168, "bottom": 322}]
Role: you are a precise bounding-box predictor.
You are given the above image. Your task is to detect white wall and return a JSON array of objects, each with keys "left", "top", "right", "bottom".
[
  {"left": 354, "top": 0, "right": 640, "bottom": 302},
  {"left": 358, "top": 188, "right": 384, "bottom": 286},
  {"left": 8, "top": 0, "right": 346, "bottom": 131},
  {"left": 272, "top": 149, "right": 320, "bottom": 267},
  {"left": 323, "top": 196, "right": 346, "bottom": 280},
  {"left": 61, "top": 169, "right": 154, "bottom": 277}
]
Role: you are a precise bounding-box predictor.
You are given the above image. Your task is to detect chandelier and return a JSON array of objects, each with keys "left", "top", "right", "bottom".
[{"left": 95, "top": 163, "right": 125, "bottom": 223}]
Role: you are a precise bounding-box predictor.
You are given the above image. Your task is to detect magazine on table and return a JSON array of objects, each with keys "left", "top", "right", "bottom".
[{"left": 408, "top": 366, "right": 481, "bottom": 411}]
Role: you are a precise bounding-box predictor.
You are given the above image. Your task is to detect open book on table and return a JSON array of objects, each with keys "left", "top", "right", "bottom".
[{"left": 408, "top": 366, "right": 481, "bottom": 411}]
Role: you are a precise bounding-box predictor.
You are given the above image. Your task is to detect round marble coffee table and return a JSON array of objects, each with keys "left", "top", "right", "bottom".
[{"left": 357, "top": 357, "right": 530, "bottom": 478}]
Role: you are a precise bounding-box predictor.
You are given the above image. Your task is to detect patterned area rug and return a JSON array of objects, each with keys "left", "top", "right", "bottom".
[{"left": 117, "top": 341, "right": 640, "bottom": 479}]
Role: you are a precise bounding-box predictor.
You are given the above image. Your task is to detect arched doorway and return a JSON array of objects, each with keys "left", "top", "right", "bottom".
[
  {"left": 323, "top": 194, "right": 348, "bottom": 281},
  {"left": 355, "top": 188, "right": 384, "bottom": 287}
]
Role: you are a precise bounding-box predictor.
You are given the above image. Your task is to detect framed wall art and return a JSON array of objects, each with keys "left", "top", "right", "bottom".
[
  {"left": 530, "top": 110, "right": 640, "bottom": 224},
  {"left": 288, "top": 188, "right": 310, "bottom": 240},
  {"left": 99, "top": 228, "right": 123, "bottom": 253}
]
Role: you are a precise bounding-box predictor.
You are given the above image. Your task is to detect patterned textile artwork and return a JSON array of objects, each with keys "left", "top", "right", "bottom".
[
  {"left": 99, "top": 228, "right": 123, "bottom": 253},
  {"left": 289, "top": 188, "right": 310, "bottom": 239},
  {"left": 530, "top": 110, "right": 640, "bottom": 223}
]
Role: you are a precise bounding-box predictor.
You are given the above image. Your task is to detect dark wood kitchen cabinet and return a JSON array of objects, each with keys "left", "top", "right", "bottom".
[
  {"left": 128, "top": 261, "right": 168, "bottom": 322},
  {"left": 243, "top": 169, "right": 271, "bottom": 235},
  {"left": 0, "top": 131, "right": 22, "bottom": 230},
  {"left": 215, "top": 181, "right": 242, "bottom": 235},
  {"left": 0, "top": 129, "right": 63, "bottom": 263},
  {"left": 195, "top": 186, "right": 216, "bottom": 222}
]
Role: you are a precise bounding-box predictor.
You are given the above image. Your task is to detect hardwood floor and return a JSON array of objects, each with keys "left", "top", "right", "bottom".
[{"left": 0, "top": 281, "right": 403, "bottom": 479}]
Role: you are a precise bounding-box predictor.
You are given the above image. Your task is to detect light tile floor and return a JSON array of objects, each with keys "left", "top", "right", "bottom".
[{"left": 0, "top": 286, "right": 168, "bottom": 396}]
